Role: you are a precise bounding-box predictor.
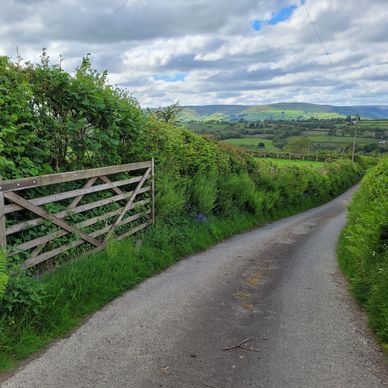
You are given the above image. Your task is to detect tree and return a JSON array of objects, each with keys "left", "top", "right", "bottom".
[
  {"left": 285, "top": 136, "right": 311, "bottom": 154},
  {"left": 152, "top": 102, "right": 182, "bottom": 125},
  {"left": 257, "top": 142, "right": 265, "bottom": 150}
]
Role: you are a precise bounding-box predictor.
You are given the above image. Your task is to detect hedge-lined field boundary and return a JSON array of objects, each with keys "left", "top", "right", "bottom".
[
  {"left": 0, "top": 53, "right": 377, "bottom": 371},
  {"left": 338, "top": 159, "right": 388, "bottom": 350}
]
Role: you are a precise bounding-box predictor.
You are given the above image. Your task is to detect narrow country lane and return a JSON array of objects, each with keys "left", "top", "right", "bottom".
[{"left": 2, "top": 186, "right": 388, "bottom": 388}]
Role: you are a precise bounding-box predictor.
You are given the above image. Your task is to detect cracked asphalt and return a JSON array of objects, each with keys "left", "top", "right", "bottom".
[{"left": 2, "top": 185, "right": 388, "bottom": 388}]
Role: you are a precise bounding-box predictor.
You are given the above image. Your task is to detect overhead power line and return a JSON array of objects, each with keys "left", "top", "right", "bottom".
[
  {"left": 301, "top": 1, "right": 339, "bottom": 77},
  {"left": 301, "top": 1, "right": 360, "bottom": 161}
]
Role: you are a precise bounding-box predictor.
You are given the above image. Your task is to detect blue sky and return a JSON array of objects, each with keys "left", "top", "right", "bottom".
[
  {"left": 153, "top": 73, "right": 187, "bottom": 82},
  {"left": 252, "top": 2, "right": 300, "bottom": 31},
  {"left": 268, "top": 4, "right": 298, "bottom": 25},
  {"left": 251, "top": 20, "right": 261, "bottom": 31},
  {"left": 1, "top": 0, "right": 387, "bottom": 107}
]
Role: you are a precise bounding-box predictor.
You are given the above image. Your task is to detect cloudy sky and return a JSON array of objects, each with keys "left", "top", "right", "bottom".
[{"left": 1, "top": 0, "right": 388, "bottom": 107}]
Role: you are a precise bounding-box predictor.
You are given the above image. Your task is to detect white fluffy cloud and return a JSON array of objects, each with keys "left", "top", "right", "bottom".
[{"left": 1, "top": 0, "right": 387, "bottom": 106}]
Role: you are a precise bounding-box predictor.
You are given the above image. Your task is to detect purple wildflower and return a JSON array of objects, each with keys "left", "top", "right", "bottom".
[{"left": 197, "top": 213, "right": 207, "bottom": 223}]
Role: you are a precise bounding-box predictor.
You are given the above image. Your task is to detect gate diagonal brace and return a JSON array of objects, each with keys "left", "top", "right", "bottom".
[
  {"left": 5, "top": 191, "right": 101, "bottom": 248},
  {"left": 104, "top": 167, "right": 151, "bottom": 242},
  {"left": 31, "top": 176, "right": 99, "bottom": 257}
]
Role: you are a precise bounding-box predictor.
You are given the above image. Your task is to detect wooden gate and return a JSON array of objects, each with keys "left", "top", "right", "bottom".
[{"left": 0, "top": 160, "right": 155, "bottom": 268}]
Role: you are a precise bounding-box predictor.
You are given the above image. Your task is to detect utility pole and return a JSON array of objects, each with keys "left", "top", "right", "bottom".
[{"left": 351, "top": 115, "right": 360, "bottom": 162}]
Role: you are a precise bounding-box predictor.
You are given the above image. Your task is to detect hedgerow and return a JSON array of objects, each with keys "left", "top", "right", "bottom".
[
  {"left": 0, "top": 53, "right": 370, "bottom": 370},
  {"left": 338, "top": 159, "right": 388, "bottom": 349}
]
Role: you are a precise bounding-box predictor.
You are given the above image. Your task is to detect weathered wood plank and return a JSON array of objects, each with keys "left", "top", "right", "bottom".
[
  {"left": 2, "top": 161, "right": 154, "bottom": 270},
  {"left": 9, "top": 209, "right": 120, "bottom": 256},
  {"left": 22, "top": 220, "right": 113, "bottom": 268},
  {"left": 116, "top": 220, "right": 152, "bottom": 242},
  {"left": 23, "top": 218, "right": 152, "bottom": 268},
  {"left": 24, "top": 239, "right": 85, "bottom": 268},
  {"left": 29, "top": 176, "right": 99, "bottom": 258},
  {"left": 119, "top": 209, "right": 151, "bottom": 229},
  {"left": 100, "top": 175, "right": 124, "bottom": 196},
  {"left": 5, "top": 175, "right": 144, "bottom": 214},
  {"left": 0, "top": 161, "right": 152, "bottom": 192},
  {"left": 5, "top": 192, "right": 150, "bottom": 236},
  {"left": 5, "top": 192, "right": 101, "bottom": 248},
  {"left": 105, "top": 167, "right": 151, "bottom": 240},
  {"left": 10, "top": 209, "right": 151, "bottom": 256},
  {"left": 68, "top": 177, "right": 97, "bottom": 210}
]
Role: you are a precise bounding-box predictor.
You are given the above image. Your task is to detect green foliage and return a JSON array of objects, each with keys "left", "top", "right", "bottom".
[
  {"left": 0, "top": 250, "right": 8, "bottom": 301},
  {"left": 285, "top": 136, "right": 311, "bottom": 153},
  {"left": 0, "top": 266, "right": 45, "bottom": 319},
  {"left": 218, "top": 174, "right": 262, "bottom": 216},
  {"left": 190, "top": 170, "right": 218, "bottom": 215},
  {"left": 155, "top": 172, "right": 186, "bottom": 220},
  {"left": 151, "top": 102, "right": 182, "bottom": 125},
  {"left": 0, "top": 57, "right": 46, "bottom": 178},
  {"left": 338, "top": 159, "right": 388, "bottom": 347},
  {"left": 0, "top": 53, "right": 145, "bottom": 177},
  {"left": 106, "top": 238, "right": 121, "bottom": 260}
]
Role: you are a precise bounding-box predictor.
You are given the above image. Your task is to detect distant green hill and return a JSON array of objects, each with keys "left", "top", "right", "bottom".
[{"left": 178, "top": 103, "right": 388, "bottom": 121}]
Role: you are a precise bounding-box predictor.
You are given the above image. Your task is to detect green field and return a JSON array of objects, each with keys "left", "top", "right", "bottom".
[
  {"left": 308, "top": 136, "right": 377, "bottom": 145},
  {"left": 222, "top": 135, "right": 379, "bottom": 155},
  {"left": 355, "top": 120, "right": 388, "bottom": 129},
  {"left": 240, "top": 107, "right": 342, "bottom": 121},
  {"left": 222, "top": 137, "right": 280, "bottom": 151},
  {"left": 256, "top": 157, "right": 324, "bottom": 167}
]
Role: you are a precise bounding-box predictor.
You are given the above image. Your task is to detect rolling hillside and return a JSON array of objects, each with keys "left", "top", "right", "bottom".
[{"left": 179, "top": 103, "right": 388, "bottom": 121}]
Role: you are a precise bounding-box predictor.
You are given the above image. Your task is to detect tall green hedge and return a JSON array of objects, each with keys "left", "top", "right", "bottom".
[{"left": 338, "top": 159, "right": 388, "bottom": 348}]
